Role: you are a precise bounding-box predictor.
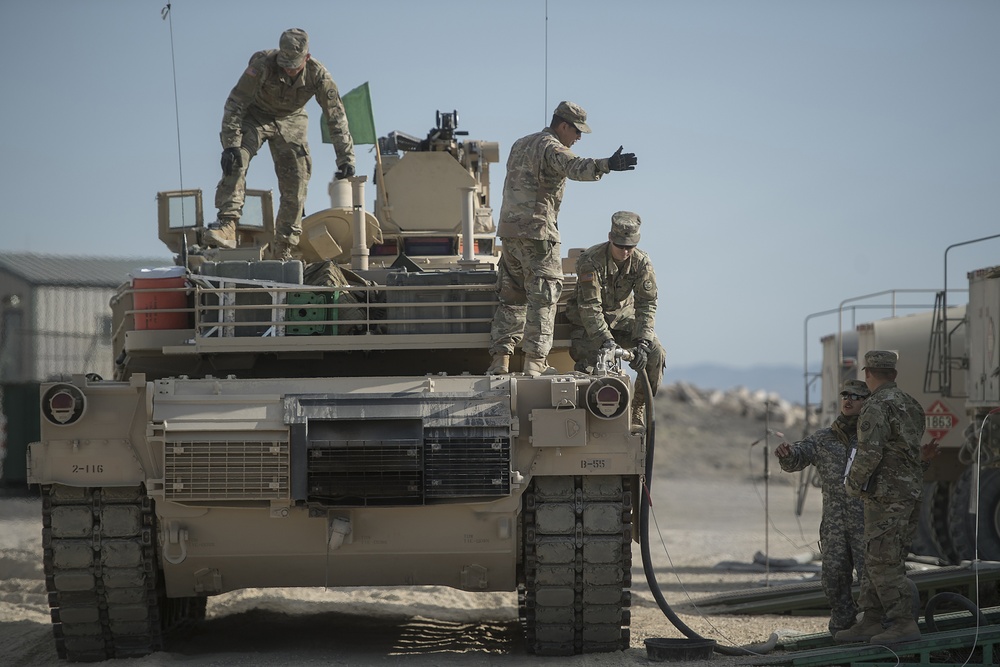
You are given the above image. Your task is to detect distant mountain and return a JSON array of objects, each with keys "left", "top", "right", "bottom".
[{"left": 664, "top": 363, "right": 810, "bottom": 405}]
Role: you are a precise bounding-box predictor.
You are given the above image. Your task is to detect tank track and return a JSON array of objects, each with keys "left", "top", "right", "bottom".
[
  {"left": 42, "top": 484, "right": 205, "bottom": 662},
  {"left": 519, "top": 475, "right": 633, "bottom": 655}
]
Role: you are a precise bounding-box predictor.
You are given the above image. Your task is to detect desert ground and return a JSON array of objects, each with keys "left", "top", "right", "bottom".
[{"left": 1, "top": 385, "right": 848, "bottom": 666}]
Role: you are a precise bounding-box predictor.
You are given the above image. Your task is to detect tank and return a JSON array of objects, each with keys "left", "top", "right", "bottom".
[
  {"left": 27, "top": 112, "right": 644, "bottom": 661},
  {"left": 815, "top": 270, "right": 1000, "bottom": 563}
]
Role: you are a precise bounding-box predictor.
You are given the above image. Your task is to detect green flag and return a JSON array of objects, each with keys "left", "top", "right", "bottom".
[{"left": 323, "top": 82, "right": 377, "bottom": 145}]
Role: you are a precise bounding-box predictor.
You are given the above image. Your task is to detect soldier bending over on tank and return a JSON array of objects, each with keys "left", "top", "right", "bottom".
[
  {"left": 487, "top": 101, "right": 637, "bottom": 377},
  {"left": 204, "top": 28, "right": 355, "bottom": 261},
  {"left": 775, "top": 379, "right": 870, "bottom": 635},
  {"left": 564, "top": 211, "right": 664, "bottom": 428}
]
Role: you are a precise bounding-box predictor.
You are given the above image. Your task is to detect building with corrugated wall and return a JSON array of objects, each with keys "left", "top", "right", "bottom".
[
  {"left": 0, "top": 253, "right": 172, "bottom": 486},
  {"left": 0, "top": 253, "right": 172, "bottom": 382}
]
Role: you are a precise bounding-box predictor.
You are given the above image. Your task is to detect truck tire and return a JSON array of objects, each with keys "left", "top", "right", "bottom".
[
  {"left": 948, "top": 467, "right": 1000, "bottom": 562},
  {"left": 519, "top": 475, "right": 632, "bottom": 655},
  {"left": 42, "top": 484, "right": 205, "bottom": 661},
  {"left": 912, "top": 482, "right": 959, "bottom": 563}
]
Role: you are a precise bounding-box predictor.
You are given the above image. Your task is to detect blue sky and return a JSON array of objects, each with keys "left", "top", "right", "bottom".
[{"left": 1, "top": 1, "right": 997, "bottom": 370}]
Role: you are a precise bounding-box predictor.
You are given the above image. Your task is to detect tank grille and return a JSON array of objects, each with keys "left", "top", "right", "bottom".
[
  {"left": 308, "top": 439, "right": 423, "bottom": 505},
  {"left": 163, "top": 439, "right": 289, "bottom": 500},
  {"left": 306, "top": 435, "right": 511, "bottom": 505},
  {"left": 425, "top": 437, "right": 511, "bottom": 498}
]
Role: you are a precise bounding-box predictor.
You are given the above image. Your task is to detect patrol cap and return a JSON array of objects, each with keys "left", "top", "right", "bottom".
[
  {"left": 840, "top": 379, "right": 870, "bottom": 398},
  {"left": 554, "top": 101, "right": 592, "bottom": 134},
  {"left": 862, "top": 349, "right": 898, "bottom": 371},
  {"left": 277, "top": 28, "right": 309, "bottom": 69},
  {"left": 609, "top": 211, "right": 641, "bottom": 246}
]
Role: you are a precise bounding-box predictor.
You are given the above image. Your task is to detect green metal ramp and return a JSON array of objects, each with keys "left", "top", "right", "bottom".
[
  {"left": 692, "top": 562, "right": 1000, "bottom": 616},
  {"left": 752, "top": 624, "right": 1000, "bottom": 666}
]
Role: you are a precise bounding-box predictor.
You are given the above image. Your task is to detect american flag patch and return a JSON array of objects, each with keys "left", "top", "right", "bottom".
[
  {"left": 579, "top": 272, "right": 595, "bottom": 282},
  {"left": 245, "top": 66, "right": 258, "bottom": 77}
]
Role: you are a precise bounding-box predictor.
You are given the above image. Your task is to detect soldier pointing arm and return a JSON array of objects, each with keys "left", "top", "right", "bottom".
[{"left": 487, "top": 101, "right": 636, "bottom": 377}]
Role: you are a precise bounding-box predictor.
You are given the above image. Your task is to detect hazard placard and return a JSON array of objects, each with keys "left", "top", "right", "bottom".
[{"left": 925, "top": 400, "right": 958, "bottom": 441}]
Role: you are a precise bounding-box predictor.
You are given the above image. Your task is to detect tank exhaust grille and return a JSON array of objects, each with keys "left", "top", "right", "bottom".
[
  {"left": 308, "top": 438, "right": 423, "bottom": 505},
  {"left": 425, "top": 436, "right": 511, "bottom": 498},
  {"left": 164, "top": 439, "right": 289, "bottom": 500},
  {"left": 306, "top": 433, "right": 511, "bottom": 506}
]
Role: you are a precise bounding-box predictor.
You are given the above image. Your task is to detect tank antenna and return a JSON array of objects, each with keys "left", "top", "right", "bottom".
[
  {"left": 544, "top": 0, "right": 549, "bottom": 120},
  {"left": 161, "top": 4, "right": 186, "bottom": 222}
]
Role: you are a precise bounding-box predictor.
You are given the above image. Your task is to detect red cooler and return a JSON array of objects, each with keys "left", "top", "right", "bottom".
[{"left": 130, "top": 266, "right": 190, "bottom": 330}]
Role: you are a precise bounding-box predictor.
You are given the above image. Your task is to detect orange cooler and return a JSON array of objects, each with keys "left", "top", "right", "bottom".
[{"left": 130, "top": 266, "right": 190, "bottom": 330}]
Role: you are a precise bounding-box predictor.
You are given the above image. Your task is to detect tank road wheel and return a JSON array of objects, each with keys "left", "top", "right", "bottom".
[
  {"left": 519, "top": 475, "right": 633, "bottom": 655},
  {"left": 948, "top": 467, "right": 1000, "bottom": 562},
  {"left": 42, "top": 484, "right": 205, "bottom": 661}
]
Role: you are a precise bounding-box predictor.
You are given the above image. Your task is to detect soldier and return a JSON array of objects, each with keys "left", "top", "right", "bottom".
[
  {"left": 204, "top": 28, "right": 355, "bottom": 260},
  {"left": 486, "top": 101, "right": 637, "bottom": 377},
  {"left": 837, "top": 350, "right": 926, "bottom": 645},
  {"left": 564, "top": 211, "right": 664, "bottom": 426},
  {"left": 775, "top": 379, "right": 869, "bottom": 635}
]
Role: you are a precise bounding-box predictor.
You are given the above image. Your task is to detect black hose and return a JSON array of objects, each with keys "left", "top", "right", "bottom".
[
  {"left": 637, "top": 368, "right": 704, "bottom": 639},
  {"left": 923, "top": 592, "right": 987, "bottom": 633},
  {"left": 636, "top": 367, "right": 778, "bottom": 656}
]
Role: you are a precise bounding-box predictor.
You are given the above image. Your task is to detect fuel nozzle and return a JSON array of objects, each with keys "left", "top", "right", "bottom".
[{"left": 593, "top": 345, "right": 635, "bottom": 376}]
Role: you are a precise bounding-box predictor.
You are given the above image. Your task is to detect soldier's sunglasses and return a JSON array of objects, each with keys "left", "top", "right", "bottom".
[
  {"left": 840, "top": 393, "right": 865, "bottom": 401},
  {"left": 612, "top": 243, "right": 636, "bottom": 250}
]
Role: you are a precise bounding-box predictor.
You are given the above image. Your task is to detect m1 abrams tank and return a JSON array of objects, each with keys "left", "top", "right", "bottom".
[{"left": 27, "top": 111, "right": 646, "bottom": 660}]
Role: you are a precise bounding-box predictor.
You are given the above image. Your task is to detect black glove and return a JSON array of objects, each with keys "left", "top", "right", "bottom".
[
  {"left": 608, "top": 146, "right": 637, "bottom": 172},
  {"left": 220, "top": 147, "right": 242, "bottom": 177},
  {"left": 599, "top": 339, "right": 616, "bottom": 352},
  {"left": 630, "top": 340, "right": 651, "bottom": 372},
  {"left": 335, "top": 164, "right": 356, "bottom": 180}
]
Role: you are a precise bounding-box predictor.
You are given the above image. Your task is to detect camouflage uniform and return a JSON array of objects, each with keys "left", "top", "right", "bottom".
[
  {"left": 778, "top": 414, "right": 866, "bottom": 632},
  {"left": 489, "top": 102, "right": 610, "bottom": 360},
  {"left": 564, "top": 239, "right": 664, "bottom": 394},
  {"left": 216, "top": 30, "right": 354, "bottom": 248},
  {"left": 846, "top": 363, "right": 925, "bottom": 629}
]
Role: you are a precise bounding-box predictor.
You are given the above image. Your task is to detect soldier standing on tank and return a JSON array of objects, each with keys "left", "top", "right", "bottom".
[
  {"left": 486, "top": 101, "right": 637, "bottom": 377},
  {"left": 775, "top": 379, "right": 870, "bottom": 635},
  {"left": 564, "top": 211, "right": 664, "bottom": 427},
  {"left": 203, "top": 28, "right": 355, "bottom": 260},
  {"left": 837, "top": 350, "right": 926, "bottom": 645}
]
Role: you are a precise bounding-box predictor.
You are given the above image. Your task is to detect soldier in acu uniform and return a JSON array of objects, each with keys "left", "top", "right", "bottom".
[
  {"left": 838, "top": 350, "right": 926, "bottom": 646},
  {"left": 564, "top": 211, "right": 665, "bottom": 427},
  {"left": 487, "top": 101, "right": 637, "bottom": 377},
  {"left": 204, "top": 28, "right": 355, "bottom": 260},
  {"left": 775, "top": 379, "right": 869, "bottom": 635}
]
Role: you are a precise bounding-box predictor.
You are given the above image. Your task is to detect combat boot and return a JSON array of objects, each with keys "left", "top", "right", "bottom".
[
  {"left": 486, "top": 354, "right": 510, "bottom": 375},
  {"left": 523, "top": 355, "right": 556, "bottom": 377},
  {"left": 269, "top": 241, "right": 292, "bottom": 262},
  {"left": 833, "top": 614, "right": 884, "bottom": 644},
  {"left": 870, "top": 619, "right": 920, "bottom": 645},
  {"left": 203, "top": 219, "right": 237, "bottom": 249},
  {"left": 631, "top": 401, "right": 646, "bottom": 430}
]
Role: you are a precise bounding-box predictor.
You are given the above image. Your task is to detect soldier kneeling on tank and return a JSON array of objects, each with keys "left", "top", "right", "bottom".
[{"left": 564, "top": 211, "right": 665, "bottom": 428}]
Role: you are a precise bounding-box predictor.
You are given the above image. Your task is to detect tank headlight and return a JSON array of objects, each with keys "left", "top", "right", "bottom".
[
  {"left": 41, "top": 384, "right": 87, "bottom": 426},
  {"left": 585, "top": 377, "right": 630, "bottom": 420}
]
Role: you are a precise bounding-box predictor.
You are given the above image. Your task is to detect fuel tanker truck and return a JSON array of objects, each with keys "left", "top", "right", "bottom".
[
  {"left": 27, "top": 112, "right": 646, "bottom": 660},
  {"left": 816, "top": 247, "right": 1000, "bottom": 565}
]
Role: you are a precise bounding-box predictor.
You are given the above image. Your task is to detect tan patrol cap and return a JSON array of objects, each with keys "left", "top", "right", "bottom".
[
  {"left": 862, "top": 350, "right": 898, "bottom": 371},
  {"left": 609, "top": 211, "right": 641, "bottom": 246},
  {"left": 554, "top": 101, "right": 592, "bottom": 134},
  {"left": 841, "top": 379, "right": 871, "bottom": 397},
  {"left": 277, "top": 28, "right": 309, "bottom": 69}
]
